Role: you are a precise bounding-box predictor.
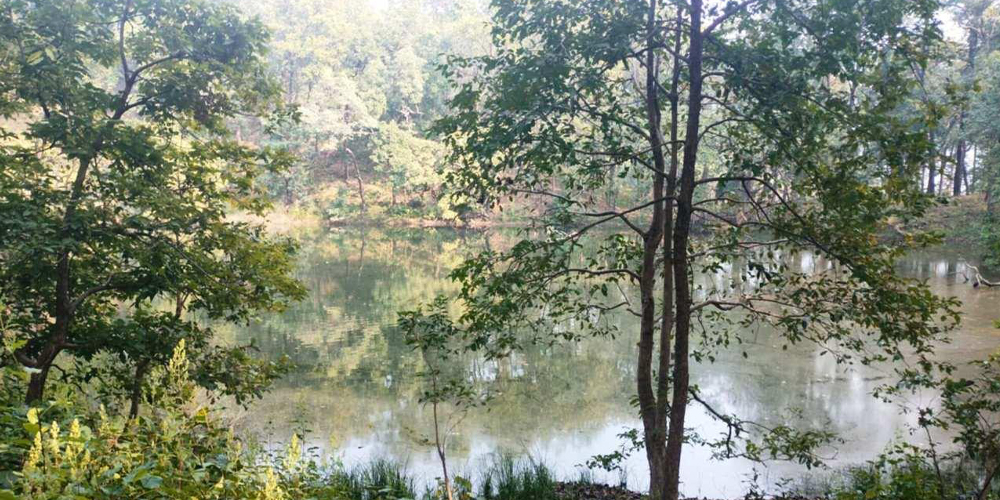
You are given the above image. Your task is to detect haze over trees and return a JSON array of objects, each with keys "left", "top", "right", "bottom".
[
  {"left": 3, "top": 0, "right": 1000, "bottom": 499},
  {"left": 237, "top": 0, "right": 490, "bottom": 220}
]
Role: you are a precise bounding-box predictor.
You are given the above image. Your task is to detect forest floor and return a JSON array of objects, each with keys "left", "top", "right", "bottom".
[
  {"left": 555, "top": 482, "right": 644, "bottom": 499},
  {"left": 553, "top": 482, "right": 816, "bottom": 500},
  {"left": 890, "top": 194, "right": 986, "bottom": 246}
]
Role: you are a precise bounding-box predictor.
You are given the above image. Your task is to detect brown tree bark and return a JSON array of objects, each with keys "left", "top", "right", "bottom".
[
  {"left": 345, "top": 148, "right": 367, "bottom": 215},
  {"left": 955, "top": 141, "right": 966, "bottom": 196},
  {"left": 21, "top": 2, "right": 141, "bottom": 403},
  {"left": 128, "top": 359, "right": 151, "bottom": 419},
  {"left": 663, "top": 2, "right": 704, "bottom": 498},
  {"left": 638, "top": 0, "right": 670, "bottom": 496},
  {"left": 955, "top": 26, "right": 979, "bottom": 196}
]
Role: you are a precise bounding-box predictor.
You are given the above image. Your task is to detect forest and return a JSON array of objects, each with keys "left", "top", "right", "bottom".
[{"left": 3, "top": 0, "right": 1000, "bottom": 499}]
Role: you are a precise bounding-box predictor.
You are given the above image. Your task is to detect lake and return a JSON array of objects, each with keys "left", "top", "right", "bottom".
[{"left": 223, "top": 227, "right": 1000, "bottom": 498}]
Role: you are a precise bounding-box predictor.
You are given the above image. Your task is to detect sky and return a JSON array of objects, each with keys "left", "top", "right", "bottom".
[{"left": 362, "top": 0, "right": 969, "bottom": 41}]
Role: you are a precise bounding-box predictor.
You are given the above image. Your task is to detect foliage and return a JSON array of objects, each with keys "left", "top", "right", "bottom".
[
  {"left": 815, "top": 443, "right": 997, "bottom": 500},
  {"left": 0, "top": 0, "right": 305, "bottom": 404},
  {"left": 240, "top": 0, "right": 488, "bottom": 219},
  {"left": 0, "top": 331, "right": 576, "bottom": 500},
  {"left": 372, "top": 122, "right": 445, "bottom": 206},
  {"left": 479, "top": 454, "right": 559, "bottom": 500},
  {"left": 892, "top": 352, "right": 1000, "bottom": 500},
  {"left": 419, "top": 0, "right": 961, "bottom": 498},
  {"left": 0, "top": 339, "right": 422, "bottom": 500}
]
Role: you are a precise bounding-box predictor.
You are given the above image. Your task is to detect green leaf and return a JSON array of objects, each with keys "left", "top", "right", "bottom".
[
  {"left": 141, "top": 475, "right": 163, "bottom": 489},
  {"left": 26, "top": 51, "right": 43, "bottom": 65}
]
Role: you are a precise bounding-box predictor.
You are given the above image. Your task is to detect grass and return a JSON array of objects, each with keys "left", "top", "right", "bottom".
[
  {"left": 894, "top": 194, "right": 987, "bottom": 245},
  {"left": 335, "top": 459, "right": 418, "bottom": 500},
  {"left": 228, "top": 205, "right": 324, "bottom": 237},
  {"left": 317, "top": 452, "right": 653, "bottom": 499},
  {"left": 479, "top": 453, "right": 561, "bottom": 500},
  {"left": 317, "top": 454, "right": 570, "bottom": 500}
]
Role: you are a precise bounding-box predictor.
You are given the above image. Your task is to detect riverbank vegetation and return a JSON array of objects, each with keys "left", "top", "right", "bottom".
[
  {"left": 231, "top": 0, "right": 1000, "bottom": 266},
  {"left": 5, "top": 0, "right": 1000, "bottom": 499}
]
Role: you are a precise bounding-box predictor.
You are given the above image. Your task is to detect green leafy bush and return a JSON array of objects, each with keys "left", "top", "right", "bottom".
[{"left": 0, "top": 341, "right": 412, "bottom": 500}]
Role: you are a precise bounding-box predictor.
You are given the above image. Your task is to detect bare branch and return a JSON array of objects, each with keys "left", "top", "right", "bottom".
[
  {"left": 69, "top": 274, "right": 120, "bottom": 315},
  {"left": 562, "top": 196, "right": 675, "bottom": 241}
]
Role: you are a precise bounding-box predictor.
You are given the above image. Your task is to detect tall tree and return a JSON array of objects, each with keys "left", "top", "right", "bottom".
[
  {"left": 0, "top": 0, "right": 304, "bottom": 404},
  {"left": 240, "top": 0, "right": 487, "bottom": 208},
  {"left": 953, "top": 0, "right": 993, "bottom": 195},
  {"left": 967, "top": 3, "right": 1000, "bottom": 261},
  {"left": 416, "top": 1, "right": 959, "bottom": 499}
]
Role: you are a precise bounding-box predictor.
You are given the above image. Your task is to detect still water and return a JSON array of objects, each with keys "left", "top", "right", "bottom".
[{"left": 225, "top": 228, "right": 1000, "bottom": 498}]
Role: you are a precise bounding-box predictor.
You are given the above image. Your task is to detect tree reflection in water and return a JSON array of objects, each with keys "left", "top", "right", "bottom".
[{"left": 219, "top": 228, "right": 1000, "bottom": 498}]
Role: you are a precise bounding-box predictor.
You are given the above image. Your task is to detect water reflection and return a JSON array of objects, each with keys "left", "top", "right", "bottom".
[{"left": 225, "top": 229, "right": 1000, "bottom": 498}]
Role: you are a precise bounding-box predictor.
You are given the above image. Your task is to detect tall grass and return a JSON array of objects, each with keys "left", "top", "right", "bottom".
[
  {"left": 478, "top": 453, "right": 560, "bottom": 500},
  {"left": 337, "top": 459, "right": 417, "bottom": 500},
  {"left": 323, "top": 454, "right": 610, "bottom": 500}
]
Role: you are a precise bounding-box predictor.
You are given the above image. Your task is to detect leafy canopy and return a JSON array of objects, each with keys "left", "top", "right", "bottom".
[{"left": 0, "top": 0, "right": 305, "bottom": 405}]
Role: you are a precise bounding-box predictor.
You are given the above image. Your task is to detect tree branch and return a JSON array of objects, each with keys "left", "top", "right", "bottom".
[{"left": 702, "top": 0, "right": 763, "bottom": 36}]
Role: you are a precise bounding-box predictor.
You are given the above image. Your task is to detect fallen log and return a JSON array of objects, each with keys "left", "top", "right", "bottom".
[{"left": 957, "top": 260, "right": 999, "bottom": 287}]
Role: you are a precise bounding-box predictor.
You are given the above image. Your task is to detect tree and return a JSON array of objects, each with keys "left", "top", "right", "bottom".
[
  {"left": 401, "top": 297, "right": 490, "bottom": 500},
  {"left": 240, "top": 0, "right": 488, "bottom": 212},
  {"left": 0, "top": 0, "right": 305, "bottom": 405},
  {"left": 372, "top": 122, "right": 444, "bottom": 208},
  {"left": 966, "top": 3, "right": 1000, "bottom": 261},
  {"left": 951, "top": 0, "right": 994, "bottom": 195},
  {"left": 918, "top": 353, "right": 1000, "bottom": 500},
  {"left": 419, "top": 1, "right": 960, "bottom": 499}
]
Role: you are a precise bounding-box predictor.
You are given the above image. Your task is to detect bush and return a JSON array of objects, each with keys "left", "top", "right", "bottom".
[
  {"left": 808, "top": 442, "right": 999, "bottom": 500},
  {"left": 0, "top": 341, "right": 405, "bottom": 500}
]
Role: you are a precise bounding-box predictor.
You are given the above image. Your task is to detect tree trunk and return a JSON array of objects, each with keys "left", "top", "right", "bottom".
[
  {"left": 927, "top": 137, "right": 937, "bottom": 194},
  {"left": 978, "top": 463, "right": 997, "bottom": 500},
  {"left": 26, "top": 367, "right": 50, "bottom": 404},
  {"left": 955, "top": 140, "right": 966, "bottom": 196},
  {"left": 346, "top": 149, "right": 366, "bottom": 215},
  {"left": 955, "top": 26, "right": 979, "bottom": 197},
  {"left": 664, "top": 2, "right": 704, "bottom": 499},
  {"left": 431, "top": 385, "right": 453, "bottom": 500},
  {"left": 650, "top": 5, "right": 684, "bottom": 499},
  {"left": 24, "top": 319, "right": 67, "bottom": 404},
  {"left": 637, "top": 1, "right": 675, "bottom": 498},
  {"left": 128, "top": 359, "right": 151, "bottom": 419},
  {"left": 970, "top": 145, "right": 978, "bottom": 193},
  {"left": 939, "top": 150, "right": 948, "bottom": 196}
]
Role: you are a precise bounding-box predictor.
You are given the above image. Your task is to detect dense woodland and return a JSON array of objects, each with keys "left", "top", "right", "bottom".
[
  {"left": 4, "top": 0, "right": 1000, "bottom": 499},
  {"left": 243, "top": 1, "right": 1000, "bottom": 235}
]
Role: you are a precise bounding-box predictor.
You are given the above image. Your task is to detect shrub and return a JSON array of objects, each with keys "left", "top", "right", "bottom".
[{"left": 1, "top": 341, "right": 364, "bottom": 499}]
